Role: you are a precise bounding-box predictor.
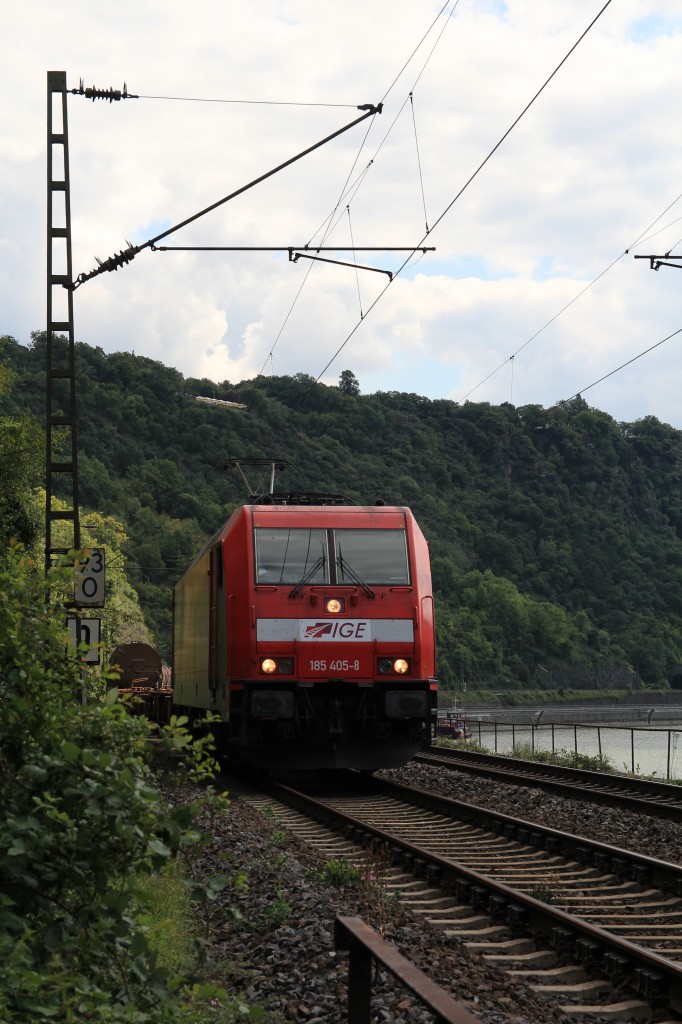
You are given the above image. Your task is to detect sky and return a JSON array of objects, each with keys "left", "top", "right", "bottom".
[{"left": 3, "top": 1, "right": 682, "bottom": 426}]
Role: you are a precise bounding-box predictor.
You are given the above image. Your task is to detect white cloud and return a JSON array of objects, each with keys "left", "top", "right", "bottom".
[{"left": 2, "top": 0, "right": 682, "bottom": 426}]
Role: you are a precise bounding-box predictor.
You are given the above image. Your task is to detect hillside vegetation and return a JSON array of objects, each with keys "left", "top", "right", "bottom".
[{"left": 3, "top": 331, "right": 682, "bottom": 692}]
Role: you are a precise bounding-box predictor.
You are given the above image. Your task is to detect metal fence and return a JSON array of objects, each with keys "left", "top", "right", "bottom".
[{"left": 460, "top": 718, "right": 682, "bottom": 780}]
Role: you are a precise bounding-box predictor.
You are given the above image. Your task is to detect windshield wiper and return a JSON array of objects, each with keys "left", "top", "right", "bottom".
[
  {"left": 289, "top": 555, "right": 326, "bottom": 598},
  {"left": 336, "top": 551, "right": 375, "bottom": 599}
]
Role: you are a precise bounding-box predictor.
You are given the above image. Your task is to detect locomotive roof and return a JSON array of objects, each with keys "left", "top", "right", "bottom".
[
  {"left": 177, "top": 502, "right": 419, "bottom": 579},
  {"left": 247, "top": 492, "right": 353, "bottom": 505}
]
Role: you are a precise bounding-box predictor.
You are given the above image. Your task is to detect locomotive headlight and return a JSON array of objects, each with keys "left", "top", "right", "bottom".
[
  {"left": 378, "top": 658, "right": 411, "bottom": 675},
  {"left": 324, "top": 597, "right": 345, "bottom": 614},
  {"left": 260, "top": 657, "right": 294, "bottom": 675}
]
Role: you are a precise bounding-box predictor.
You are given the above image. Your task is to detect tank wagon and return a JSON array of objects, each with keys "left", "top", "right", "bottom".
[
  {"left": 110, "top": 642, "right": 162, "bottom": 687},
  {"left": 172, "top": 497, "right": 437, "bottom": 770}
]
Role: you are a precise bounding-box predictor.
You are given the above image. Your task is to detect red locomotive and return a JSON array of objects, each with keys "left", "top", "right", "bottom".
[{"left": 172, "top": 496, "right": 437, "bottom": 770}]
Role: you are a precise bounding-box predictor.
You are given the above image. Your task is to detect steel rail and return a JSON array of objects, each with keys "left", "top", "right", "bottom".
[
  {"left": 369, "top": 775, "right": 682, "bottom": 895},
  {"left": 264, "top": 778, "right": 682, "bottom": 1014},
  {"left": 417, "top": 747, "right": 682, "bottom": 820}
]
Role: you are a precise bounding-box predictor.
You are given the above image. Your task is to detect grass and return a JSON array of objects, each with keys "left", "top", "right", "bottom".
[
  {"left": 137, "top": 858, "right": 196, "bottom": 973},
  {"left": 435, "top": 737, "right": 490, "bottom": 754},
  {"left": 438, "top": 687, "right": 638, "bottom": 706},
  {"left": 316, "top": 858, "right": 363, "bottom": 888},
  {"left": 507, "top": 741, "right": 616, "bottom": 773},
  {"left": 528, "top": 882, "right": 560, "bottom": 905},
  {"left": 437, "top": 734, "right": 617, "bottom": 771},
  {"left": 137, "top": 860, "right": 271, "bottom": 1022}
]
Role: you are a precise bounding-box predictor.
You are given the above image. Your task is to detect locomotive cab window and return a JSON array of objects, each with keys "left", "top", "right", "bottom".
[
  {"left": 255, "top": 528, "right": 329, "bottom": 584},
  {"left": 335, "top": 529, "right": 409, "bottom": 585},
  {"left": 254, "top": 526, "right": 409, "bottom": 586}
]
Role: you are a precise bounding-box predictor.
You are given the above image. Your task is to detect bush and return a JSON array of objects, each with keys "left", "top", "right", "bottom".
[{"left": 0, "top": 544, "right": 230, "bottom": 1022}]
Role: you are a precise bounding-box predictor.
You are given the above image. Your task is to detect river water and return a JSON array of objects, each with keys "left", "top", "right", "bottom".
[{"left": 465, "top": 721, "right": 682, "bottom": 780}]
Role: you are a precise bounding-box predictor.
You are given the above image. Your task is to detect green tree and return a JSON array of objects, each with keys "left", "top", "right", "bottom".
[
  {"left": 38, "top": 494, "right": 152, "bottom": 658},
  {"left": 0, "top": 543, "right": 253, "bottom": 1022},
  {"left": 0, "top": 547, "right": 181, "bottom": 1020},
  {"left": 0, "top": 347, "right": 42, "bottom": 548},
  {"left": 338, "top": 369, "right": 360, "bottom": 396}
]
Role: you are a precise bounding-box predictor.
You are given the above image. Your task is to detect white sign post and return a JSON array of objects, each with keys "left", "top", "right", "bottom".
[
  {"left": 75, "top": 548, "right": 105, "bottom": 608},
  {"left": 67, "top": 616, "right": 102, "bottom": 665}
]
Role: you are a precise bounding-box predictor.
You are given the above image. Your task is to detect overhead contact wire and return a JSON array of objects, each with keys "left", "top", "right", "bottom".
[
  {"left": 571, "top": 327, "right": 682, "bottom": 400},
  {"left": 380, "top": 0, "right": 456, "bottom": 105},
  {"left": 459, "top": 191, "right": 682, "bottom": 404},
  {"left": 429, "top": 0, "right": 614, "bottom": 238},
  {"left": 470, "top": 326, "right": 682, "bottom": 462},
  {"left": 348, "top": 207, "right": 364, "bottom": 318},
  {"left": 410, "top": 93, "right": 429, "bottom": 232},
  {"left": 270, "top": 0, "right": 458, "bottom": 370},
  {"left": 260, "top": 161, "right": 377, "bottom": 375},
  {"left": 138, "top": 94, "right": 357, "bottom": 107},
  {"left": 312, "top": 0, "right": 615, "bottom": 387}
]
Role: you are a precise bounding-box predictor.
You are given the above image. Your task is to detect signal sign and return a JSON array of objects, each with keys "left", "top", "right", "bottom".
[
  {"left": 75, "top": 548, "right": 105, "bottom": 607},
  {"left": 67, "top": 616, "right": 101, "bottom": 664}
]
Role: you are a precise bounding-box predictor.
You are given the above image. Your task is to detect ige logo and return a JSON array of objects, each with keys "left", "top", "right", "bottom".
[{"left": 300, "top": 619, "right": 372, "bottom": 642}]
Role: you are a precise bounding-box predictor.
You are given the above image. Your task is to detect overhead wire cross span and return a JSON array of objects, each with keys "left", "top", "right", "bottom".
[
  {"left": 69, "top": 102, "right": 384, "bottom": 290},
  {"left": 308, "top": 0, "right": 616, "bottom": 392}
]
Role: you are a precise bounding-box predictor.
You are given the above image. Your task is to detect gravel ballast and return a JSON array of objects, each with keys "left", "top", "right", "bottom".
[
  {"left": 379, "top": 760, "right": 682, "bottom": 864},
  {"left": 195, "top": 791, "right": 563, "bottom": 1024},
  {"left": 167, "top": 757, "right": 682, "bottom": 1023}
]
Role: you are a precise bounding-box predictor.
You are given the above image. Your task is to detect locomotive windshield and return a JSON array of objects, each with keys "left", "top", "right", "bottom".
[
  {"left": 254, "top": 527, "right": 409, "bottom": 585},
  {"left": 255, "top": 528, "right": 329, "bottom": 584},
  {"left": 335, "top": 529, "right": 409, "bottom": 585}
]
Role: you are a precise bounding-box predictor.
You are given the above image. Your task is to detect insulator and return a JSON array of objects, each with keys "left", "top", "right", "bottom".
[
  {"left": 99, "top": 246, "right": 139, "bottom": 272},
  {"left": 71, "top": 79, "right": 137, "bottom": 102},
  {"left": 71, "top": 244, "right": 140, "bottom": 290}
]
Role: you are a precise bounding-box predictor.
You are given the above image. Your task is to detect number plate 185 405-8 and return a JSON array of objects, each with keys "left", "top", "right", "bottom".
[{"left": 301, "top": 654, "right": 372, "bottom": 677}]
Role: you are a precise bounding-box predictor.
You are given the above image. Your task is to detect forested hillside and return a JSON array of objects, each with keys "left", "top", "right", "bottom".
[{"left": 3, "top": 330, "right": 682, "bottom": 692}]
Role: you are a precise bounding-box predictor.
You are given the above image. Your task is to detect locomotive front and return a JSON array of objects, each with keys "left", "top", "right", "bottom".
[{"left": 173, "top": 502, "right": 438, "bottom": 770}]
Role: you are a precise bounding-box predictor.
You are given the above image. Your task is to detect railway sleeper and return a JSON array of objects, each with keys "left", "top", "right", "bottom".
[
  {"left": 246, "top": 784, "right": 682, "bottom": 1020},
  {"left": 444, "top": 923, "right": 509, "bottom": 939},
  {"left": 558, "top": 997, "right": 651, "bottom": 1020},
  {"left": 479, "top": 949, "right": 559, "bottom": 967},
  {"left": 399, "top": 895, "right": 461, "bottom": 912},
  {"left": 506, "top": 964, "right": 588, "bottom": 983},
  {"left": 434, "top": 913, "right": 491, "bottom": 929},
  {"left": 532, "top": 978, "right": 612, "bottom": 997},
  {"left": 382, "top": 877, "right": 435, "bottom": 893},
  {"left": 466, "top": 937, "right": 535, "bottom": 955}
]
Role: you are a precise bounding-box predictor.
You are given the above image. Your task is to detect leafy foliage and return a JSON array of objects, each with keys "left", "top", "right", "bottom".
[
  {"left": 316, "top": 858, "right": 363, "bottom": 888},
  {"left": 338, "top": 369, "right": 360, "bottom": 396},
  {"left": 0, "top": 340, "right": 42, "bottom": 548},
  {"left": 0, "top": 544, "right": 239, "bottom": 1022},
  {"left": 4, "top": 334, "right": 682, "bottom": 686}
]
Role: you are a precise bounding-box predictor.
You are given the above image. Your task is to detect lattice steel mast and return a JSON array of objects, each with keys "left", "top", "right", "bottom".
[{"left": 45, "top": 70, "right": 79, "bottom": 571}]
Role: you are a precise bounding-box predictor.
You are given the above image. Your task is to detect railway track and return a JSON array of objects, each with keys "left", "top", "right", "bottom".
[
  {"left": 415, "top": 747, "right": 682, "bottom": 820},
  {"left": 239, "top": 772, "right": 682, "bottom": 1021}
]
